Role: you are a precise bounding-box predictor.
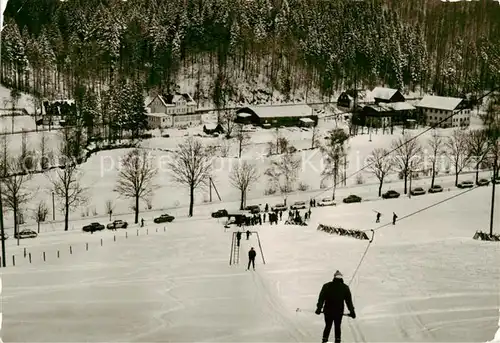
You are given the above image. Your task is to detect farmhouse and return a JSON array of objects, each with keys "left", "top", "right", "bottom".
[
  {"left": 371, "top": 87, "right": 405, "bottom": 104},
  {"left": 235, "top": 104, "right": 317, "bottom": 127},
  {"left": 415, "top": 95, "right": 470, "bottom": 128},
  {"left": 361, "top": 101, "right": 418, "bottom": 131},
  {"left": 336, "top": 89, "right": 367, "bottom": 110},
  {"left": 146, "top": 93, "right": 201, "bottom": 128}
]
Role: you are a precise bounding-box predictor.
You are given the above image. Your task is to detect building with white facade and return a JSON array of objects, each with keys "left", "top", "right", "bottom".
[
  {"left": 415, "top": 95, "right": 470, "bottom": 128},
  {"left": 146, "top": 93, "right": 200, "bottom": 128}
]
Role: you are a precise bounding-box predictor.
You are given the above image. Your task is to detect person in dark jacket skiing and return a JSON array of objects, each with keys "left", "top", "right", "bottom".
[
  {"left": 247, "top": 247, "right": 256, "bottom": 270},
  {"left": 392, "top": 212, "right": 398, "bottom": 225},
  {"left": 376, "top": 212, "right": 381, "bottom": 223},
  {"left": 315, "top": 270, "right": 356, "bottom": 343}
]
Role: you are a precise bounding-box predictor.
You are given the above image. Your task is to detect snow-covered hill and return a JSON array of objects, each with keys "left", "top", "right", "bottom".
[{"left": 1, "top": 185, "right": 498, "bottom": 342}]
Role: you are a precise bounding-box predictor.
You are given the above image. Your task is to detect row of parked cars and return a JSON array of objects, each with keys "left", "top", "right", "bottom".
[
  {"left": 210, "top": 195, "right": 364, "bottom": 218},
  {"left": 0, "top": 229, "right": 38, "bottom": 241},
  {"left": 82, "top": 214, "right": 176, "bottom": 233},
  {"left": 381, "top": 177, "right": 499, "bottom": 199}
]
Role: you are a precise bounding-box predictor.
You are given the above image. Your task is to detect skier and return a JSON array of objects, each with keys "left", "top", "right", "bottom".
[
  {"left": 279, "top": 211, "right": 283, "bottom": 221},
  {"left": 308, "top": 208, "right": 312, "bottom": 219},
  {"left": 315, "top": 270, "right": 356, "bottom": 343},
  {"left": 376, "top": 212, "right": 381, "bottom": 223},
  {"left": 392, "top": 212, "right": 398, "bottom": 225},
  {"left": 246, "top": 230, "right": 251, "bottom": 240},
  {"left": 236, "top": 231, "right": 242, "bottom": 247},
  {"left": 141, "top": 218, "right": 144, "bottom": 227},
  {"left": 263, "top": 212, "right": 266, "bottom": 223},
  {"left": 247, "top": 247, "right": 256, "bottom": 270},
  {"left": 265, "top": 203, "right": 269, "bottom": 212}
]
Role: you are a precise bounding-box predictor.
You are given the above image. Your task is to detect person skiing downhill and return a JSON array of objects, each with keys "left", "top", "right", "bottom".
[
  {"left": 376, "top": 212, "right": 381, "bottom": 223},
  {"left": 247, "top": 247, "right": 256, "bottom": 270},
  {"left": 315, "top": 270, "right": 356, "bottom": 343}
]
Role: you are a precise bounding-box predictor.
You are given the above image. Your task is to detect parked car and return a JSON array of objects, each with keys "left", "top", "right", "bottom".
[
  {"left": 153, "top": 214, "right": 175, "bottom": 223},
  {"left": 14, "top": 229, "right": 38, "bottom": 239},
  {"left": 428, "top": 185, "right": 443, "bottom": 193},
  {"left": 318, "top": 198, "right": 335, "bottom": 206},
  {"left": 410, "top": 187, "right": 426, "bottom": 196},
  {"left": 1, "top": 232, "right": 9, "bottom": 240},
  {"left": 382, "top": 190, "right": 400, "bottom": 199},
  {"left": 457, "top": 180, "right": 474, "bottom": 189},
  {"left": 211, "top": 209, "right": 228, "bottom": 218},
  {"left": 271, "top": 204, "right": 287, "bottom": 211},
  {"left": 244, "top": 205, "right": 260, "bottom": 214},
  {"left": 343, "top": 195, "right": 362, "bottom": 203},
  {"left": 290, "top": 201, "right": 307, "bottom": 210},
  {"left": 107, "top": 220, "right": 128, "bottom": 229},
  {"left": 82, "top": 222, "right": 105, "bottom": 232},
  {"left": 477, "top": 178, "right": 490, "bottom": 186}
]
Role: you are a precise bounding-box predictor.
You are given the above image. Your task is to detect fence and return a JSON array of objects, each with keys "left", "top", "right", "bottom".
[{"left": 0, "top": 226, "right": 168, "bottom": 268}]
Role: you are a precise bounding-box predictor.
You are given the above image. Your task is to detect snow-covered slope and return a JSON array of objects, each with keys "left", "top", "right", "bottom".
[{"left": 1, "top": 186, "right": 498, "bottom": 342}]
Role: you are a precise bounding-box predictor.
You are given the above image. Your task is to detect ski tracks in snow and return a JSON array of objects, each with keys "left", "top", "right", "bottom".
[{"left": 251, "top": 271, "right": 314, "bottom": 341}]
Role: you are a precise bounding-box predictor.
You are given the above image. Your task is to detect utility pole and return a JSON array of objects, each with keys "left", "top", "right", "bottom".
[
  {"left": 52, "top": 191, "right": 55, "bottom": 220},
  {"left": 408, "top": 170, "right": 412, "bottom": 199},
  {"left": 209, "top": 177, "right": 212, "bottom": 202},
  {"left": 369, "top": 117, "right": 373, "bottom": 142},
  {"left": 490, "top": 173, "right": 496, "bottom": 236},
  {"left": 0, "top": 183, "right": 6, "bottom": 267}
]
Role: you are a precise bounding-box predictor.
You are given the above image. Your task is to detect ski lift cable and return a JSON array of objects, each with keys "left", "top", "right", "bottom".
[
  {"left": 348, "top": 186, "right": 479, "bottom": 285},
  {"left": 312, "top": 90, "right": 499, "bottom": 201}
]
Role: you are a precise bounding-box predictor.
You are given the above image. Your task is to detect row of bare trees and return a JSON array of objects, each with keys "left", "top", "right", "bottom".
[{"left": 367, "top": 127, "right": 500, "bottom": 197}]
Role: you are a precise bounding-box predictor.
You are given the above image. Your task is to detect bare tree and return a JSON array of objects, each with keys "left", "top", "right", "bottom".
[
  {"left": 219, "top": 138, "right": 231, "bottom": 158},
  {"left": 33, "top": 201, "right": 49, "bottom": 233},
  {"left": 167, "top": 137, "right": 213, "bottom": 217},
  {"left": 220, "top": 110, "right": 237, "bottom": 138},
  {"left": 0, "top": 133, "right": 8, "bottom": 176},
  {"left": 115, "top": 149, "right": 157, "bottom": 224},
  {"left": 446, "top": 129, "right": 472, "bottom": 186},
  {"left": 235, "top": 124, "right": 251, "bottom": 158},
  {"left": 40, "top": 131, "right": 49, "bottom": 170},
  {"left": 265, "top": 149, "right": 301, "bottom": 194},
  {"left": 49, "top": 145, "right": 87, "bottom": 231},
  {"left": 428, "top": 130, "right": 444, "bottom": 188},
  {"left": 230, "top": 160, "right": 259, "bottom": 210},
  {"left": 320, "top": 129, "right": 349, "bottom": 199},
  {"left": 391, "top": 132, "right": 422, "bottom": 194},
  {"left": 467, "top": 129, "right": 491, "bottom": 184},
  {"left": 1, "top": 157, "right": 32, "bottom": 238},
  {"left": 367, "top": 148, "right": 393, "bottom": 197},
  {"left": 311, "top": 124, "right": 320, "bottom": 149},
  {"left": 105, "top": 199, "right": 114, "bottom": 221}
]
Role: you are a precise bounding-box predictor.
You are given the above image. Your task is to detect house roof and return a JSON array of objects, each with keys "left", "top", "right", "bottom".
[
  {"left": 388, "top": 102, "right": 415, "bottom": 111},
  {"left": 147, "top": 93, "right": 197, "bottom": 108},
  {"left": 237, "top": 104, "right": 313, "bottom": 119},
  {"left": 415, "top": 95, "right": 463, "bottom": 111},
  {"left": 300, "top": 117, "right": 314, "bottom": 123},
  {"left": 371, "top": 87, "right": 400, "bottom": 100},
  {"left": 363, "top": 104, "right": 393, "bottom": 113}
]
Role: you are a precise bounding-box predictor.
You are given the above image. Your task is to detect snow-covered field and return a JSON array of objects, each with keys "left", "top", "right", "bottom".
[
  {"left": 0, "top": 108, "right": 492, "bottom": 231},
  {"left": 1, "top": 186, "right": 499, "bottom": 342}
]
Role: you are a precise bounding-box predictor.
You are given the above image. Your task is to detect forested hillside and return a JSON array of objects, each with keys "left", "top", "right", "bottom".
[{"left": 1, "top": 0, "right": 500, "bottom": 107}]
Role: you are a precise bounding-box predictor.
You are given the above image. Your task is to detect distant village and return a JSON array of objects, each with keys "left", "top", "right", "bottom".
[{"left": 0, "top": 86, "right": 476, "bottom": 135}]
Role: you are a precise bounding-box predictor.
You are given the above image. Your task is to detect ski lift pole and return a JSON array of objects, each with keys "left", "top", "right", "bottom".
[{"left": 256, "top": 232, "right": 266, "bottom": 264}]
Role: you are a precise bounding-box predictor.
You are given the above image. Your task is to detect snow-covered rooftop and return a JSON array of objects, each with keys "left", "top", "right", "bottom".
[
  {"left": 147, "top": 113, "right": 169, "bottom": 118},
  {"left": 416, "top": 95, "right": 464, "bottom": 111},
  {"left": 240, "top": 104, "right": 313, "bottom": 118},
  {"left": 371, "top": 87, "right": 400, "bottom": 101},
  {"left": 388, "top": 102, "right": 415, "bottom": 111}
]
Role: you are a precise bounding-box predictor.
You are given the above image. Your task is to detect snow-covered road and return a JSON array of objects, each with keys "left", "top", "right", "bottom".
[{"left": 1, "top": 187, "right": 499, "bottom": 342}]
